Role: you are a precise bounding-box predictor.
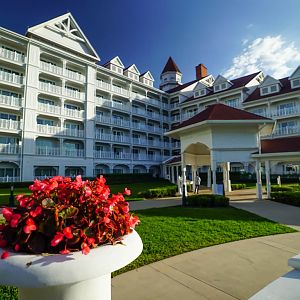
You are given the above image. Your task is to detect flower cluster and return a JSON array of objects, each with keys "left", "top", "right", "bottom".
[{"left": 0, "top": 176, "right": 139, "bottom": 259}]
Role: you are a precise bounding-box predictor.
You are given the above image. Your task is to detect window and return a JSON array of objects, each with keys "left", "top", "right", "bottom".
[
  {"left": 0, "top": 90, "right": 20, "bottom": 98},
  {"left": 65, "top": 123, "right": 81, "bottom": 130},
  {"left": 261, "top": 87, "right": 268, "bottom": 95},
  {"left": 251, "top": 108, "right": 267, "bottom": 117},
  {"left": 37, "top": 118, "right": 54, "bottom": 126},
  {"left": 277, "top": 102, "right": 296, "bottom": 116},
  {"left": 270, "top": 85, "right": 278, "bottom": 92},
  {"left": 225, "top": 98, "right": 239, "bottom": 108},
  {"left": 0, "top": 113, "right": 17, "bottom": 120},
  {"left": 65, "top": 86, "right": 80, "bottom": 92},
  {"left": 1, "top": 45, "right": 23, "bottom": 55},
  {"left": 64, "top": 104, "right": 80, "bottom": 110},
  {"left": 221, "top": 83, "right": 227, "bottom": 89},
  {"left": 291, "top": 78, "right": 300, "bottom": 88},
  {"left": 38, "top": 98, "right": 55, "bottom": 105},
  {"left": 214, "top": 85, "right": 220, "bottom": 92},
  {"left": 260, "top": 84, "right": 279, "bottom": 95},
  {"left": 0, "top": 136, "right": 16, "bottom": 144},
  {"left": 40, "top": 78, "right": 56, "bottom": 85}
]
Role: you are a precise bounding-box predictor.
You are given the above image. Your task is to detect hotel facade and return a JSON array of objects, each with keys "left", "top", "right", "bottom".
[{"left": 0, "top": 13, "right": 299, "bottom": 182}]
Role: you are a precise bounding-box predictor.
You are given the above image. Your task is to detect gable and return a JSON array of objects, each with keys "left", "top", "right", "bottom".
[
  {"left": 289, "top": 66, "right": 300, "bottom": 79},
  {"left": 127, "top": 64, "right": 140, "bottom": 75},
  {"left": 110, "top": 56, "right": 125, "bottom": 68},
  {"left": 27, "top": 13, "right": 100, "bottom": 61},
  {"left": 194, "top": 81, "right": 208, "bottom": 91},
  {"left": 260, "top": 75, "right": 280, "bottom": 87},
  {"left": 141, "top": 71, "right": 154, "bottom": 81},
  {"left": 213, "top": 75, "right": 231, "bottom": 86}
]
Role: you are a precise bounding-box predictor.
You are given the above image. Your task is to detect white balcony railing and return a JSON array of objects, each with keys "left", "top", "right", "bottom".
[
  {"left": 0, "top": 94, "right": 22, "bottom": 108},
  {"left": 0, "top": 176, "right": 20, "bottom": 183},
  {"left": 148, "top": 140, "right": 163, "bottom": 147},
  {"left": 95, "top": 132, "right": 112, "bottom": 141},
  {"left": 112, "top": 135, "right": 131, "bottom": 143},
  {"left": 94, "top": 151, "right": 112, "bottom": 159},
  {"left": 39, "top": 82, "right": 62, "bottom": 94},
  {"left": 95, "top": 97, "right": 111, "bottom": 108},
  {"left": 96, "top": 80, "right": 111, "bottom": 91},
  {"left": 37, "top": 124, "right": 61, "bottom": 135},
  {"left": 132, "top": 123, "right": 148, "bottom": 131},
  {"left": 272, "top": 126, "right": 300, "bottom": 136},
  {"left": 132, "top": 107, "right": 147, "bottom": 116},
  {"left": 113, "top": 152, "right": 131, "bottom": 159},
  {"left": 63, "top": 149, "right": 85, "bottom": 157},
  {"left": 171, "top": 115, "right": 180, "bottom": 122},
  {"left": 40, "top": 61, "right": 63, "bottom": 75},
  {"left": 63, "top": 108, "right": 84, "bottom": 119},
  {"left": 147, "top": 111, "right": 161, "bottom": 120},
  {"left": 64, "top": 88, "right": 85, "bottom": 100},
  {"left": 162, "top": 103, "right": 169, "bottom": 109},
  {"left": 112, "top": 118, "right": 130, "bottom": 127},
  {"left": 272, "top": 106, "right": 300, "bottom": 117},
  {"left": 112, "top": 85, "right": 129, "bottom": 97},
  {"left": 182, "top": 111, "right": 198, "bottom": 121},
  {"left": 0, "top": 144, "right": 19, "bottom": 154},
  {"left": 95, "top": 115, "right": 111, "bottom": 124},
  {"left": 172, "top": 141, "right": 181, "bottom": 148},
  {"left": 133, "top": 154, "right": 148, "bottom": 160},
  {"left": 0, "top": 48, "right": 24, "bottom": 63},
  {"left": 63, "top": 128, "right": 84, "bottom": 138},
  {"left": 0, "top": 71, "right": 23, "bottom": 85},
  {"left": 111, "top": 101, "right": 131, "bottom": 112},
  {"left": 64, "top": 69, "right": 85, "bottom": 82},
  {"left": 37, "top": 103, "right": 61, "bottom": 115},
  {"left": 170, "top": 102, "right": 180, "bottom": 109},
  {"left": 0, "top": 119, "right": 20, "bottom": 130},
  {"left": 132, "top": 138, "right": 148, "bottom": 146},
  {"left": 147, "top": 126, "right": 162, "bottom": 133},
  {"left": 36, "top": 146, "right": 60, "bottom": 156},
  {"left": 148, "top": 98, "right": 161, "bottom": 107}
]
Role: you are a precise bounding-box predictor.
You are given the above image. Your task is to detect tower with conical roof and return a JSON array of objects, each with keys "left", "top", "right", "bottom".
[{"left": 159, "top": 57, "right": 182, "bottom": 91}]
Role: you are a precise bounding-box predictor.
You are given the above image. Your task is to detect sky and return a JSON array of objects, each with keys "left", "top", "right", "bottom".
[{"left": 1, "top": 0, "right": 300, "bottom": 87}]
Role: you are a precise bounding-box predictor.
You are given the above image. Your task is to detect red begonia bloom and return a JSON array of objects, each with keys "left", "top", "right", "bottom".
[
  {"left": 2, "top": 208, "right": 13, "bottom": 222},
  {"left": 23, "top": 218, "right": 37, "bottom": 234},
  {"left": 63, "top": 227, "right": 73, "bottom": 239},
  {"left": 10, "top": 214, "right": 21, "bottom": 228},
  {"left": 30, "top": 206, "right": 42, "bottom": 218},
  {"left": 124, "top": 188, "right": 131, "bottom": 196},
  {"left": 60, "top": 249, "right": 70, "bottom": 255},
  {"left": 1, "top": 251, "right": 9, "bottom": 259},
  {"left": 51, "top": 232, "right": 64, "bottom": 247}
]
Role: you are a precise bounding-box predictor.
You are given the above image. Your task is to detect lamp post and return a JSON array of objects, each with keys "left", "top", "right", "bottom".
[
  {"left": 9, "top": 185, "right": 14, "bottom": 207},
  {"left": 182, "top": 167, "right": 187, "bottom": 206}
]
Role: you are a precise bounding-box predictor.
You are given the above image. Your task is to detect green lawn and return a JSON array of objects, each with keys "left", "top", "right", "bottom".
[
  {"left": 0, "top": 206, "right": 296, "bottom": 298},
  {"left": 0, "top": 181, "right": 177, "bottom": 206}
]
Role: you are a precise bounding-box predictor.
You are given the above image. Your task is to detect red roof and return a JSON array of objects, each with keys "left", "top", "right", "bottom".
[
  {"left": 166, "top": 79, "right": 198, "bottom": 94},
  {"left": 260, "top": 136, "right": 300, "bottom": 154},
  {"left": 244, "top": 77, "right": 300, "bottom": 103},
  {"left": 173, "top": 103, "right": 271, "bottom": 130},
  {"left": 161, "top": 57, "right": 181, "bottom": 74},
  {"left": 183, "top": 72, "right": 261, "bottom": 103},
  {"left": 164, "top": 156, "right": 181, "bottom": 164}
]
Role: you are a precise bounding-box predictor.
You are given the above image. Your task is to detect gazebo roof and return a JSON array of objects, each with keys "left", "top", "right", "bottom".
[
  {"left": 173, "top": 103, "right": 272, "bottom": 131},
  {"left": 260, "top": 136, "right": 300, "bottom": 154}
]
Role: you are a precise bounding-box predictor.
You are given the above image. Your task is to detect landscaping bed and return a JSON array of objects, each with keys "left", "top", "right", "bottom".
[{"left": 270, "top": 185, "right": 300, "bottom": 207}]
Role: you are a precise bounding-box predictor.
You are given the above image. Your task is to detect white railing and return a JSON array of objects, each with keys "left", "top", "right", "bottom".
[
  {"left": 132, "top": 123, "right": 148, "bottom": 131},
  {"left": 272, "top": 106, "right": 300, "bottom": 117},
  {"left": 112, "top": 135, "right": 131, "bottom": 143},
  {"left": 64, "top": 88, "right": 85, "bottom": 100},
  {"left": 63, "top": 128, "right": 84, "bottom": 138},
  {"left": 36, "top": 146, "right": 60, "bottom": 156},
  {"left": 172, "top": 141, "right": 181, "bottom": 148},
  {"left": 133, "top": 154, "right": 148, "bottom": 160},
  {"left": 95, "top": 115, "right": 111, "bottom": 124},
  {"left": 182, "top": 111, "right": 198, "bottom": 121},
  {"left": 273, "top": 126, "right": 300, "bottom": 136},
  {"left": 0, "top": 176, "right": 20, "bottom": 183},
  {"left": 164, "top": 142, "right": 170, "bottom": 148},
  {"left": 0, "top": 71, "right": 23, "bottom": 84},
  {"left": 39, "top": 82, "right": 62, "bottom": 94},
  {"left": 0, "top": 119, "right": 20, "bottom": 130},
  {"left": 111, "top": 101, "right": 131, "bottom": 112},
  {"left": 131, "top": 92, "right": 145, "bottom": 100},
  {"left": 95, "top": 132, "right": 112, "bottom": 141},
  {"left": 132, "top": 107, "right": 146, "bottom": 116},
  {"left": 37, "top": 103, "right": 61, "bottom": 115},
  {"left": 148, "top": 98, "right": 161, "bottom": 107},
  {"left": 147, "top": 126, "right": 162, "bottom": 133},
  {"left": 163, "top": 115, "right": 169, "bottom": 122},
  {"left": 112, "top": 118, "right": 130, "bottom": 127},
  {"left": 63, "top": 108, "right": 84, "bottom": 118},
  {"left": 96, "top": 80, "right": 111, "bottom": 90},
  {"left": 0, "top": 94, "right": 22, "bottom": 107},
  {"left": 37, "top": 124, "right": 61, "bottom": 135},
  {"left": 171, "top": 115, "right": 180, "bottom": 122},
  {"left": 148, "top": 140, "right": 163, "bottom": 147},
  {"left": 0, "top": 144, "right": 19, "bottom": 154},
  {"left": 170, "top": 102, "right": 180, "bottom": 109},
  {"left": 147, "top": 111, "right": 161, "bottom": 120},
  {"left": 40, "top": 61, "right": 63, "bottom": 75},
  {"left": 132, "top": 138, "right": 148, "bottom": 146},
  {"left": 94, "top": 151, "right": 112, "bottom": 159},
  {"left": 162, "top": 103, "right": 169, "bottom": 109},
  {"left": 113, "top": 152, "right": 131, "bottom": 159},
  {"left": 95, "top": 97, "right": 111, "bottom": 108},
  {"left": 0, "top": 48, "right": 24, "bottom": 63},
  {"left": 63, "top": 149, "right": 85, "bottom": 157},
  {"left": 112, "top": 85, "right": 129, "bottom": 97},
  {"left": 64, "top": 69, "right": 85, "bottom": 82}
]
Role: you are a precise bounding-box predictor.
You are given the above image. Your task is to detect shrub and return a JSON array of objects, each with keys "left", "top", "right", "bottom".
[
  {"left": 231, "top": 184, "right": 247, "bottom": 190},
  {"left": 271, "top": 186, "right": 294, "bottom": 192},
  {"left": 186, "top": 194, "right": 229, "bottom": 207},
  {"left": 270, "top": 191, "right": 300, "bottom": 207},
  {"left": 139, "top": 186, "right": 177, "bottom": 198}
]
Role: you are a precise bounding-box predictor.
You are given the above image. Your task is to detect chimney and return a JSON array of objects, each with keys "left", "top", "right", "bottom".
[{"left": 196, "top": 64, "right": 207, "bottom": 80}]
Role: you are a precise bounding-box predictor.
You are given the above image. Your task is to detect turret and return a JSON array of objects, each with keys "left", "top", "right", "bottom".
[{"left": 159, "top": 57, "right": 182, "bottom": 91}]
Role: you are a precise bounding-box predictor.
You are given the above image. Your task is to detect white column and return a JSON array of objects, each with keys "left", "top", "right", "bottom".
[
  {"left": 256, "top": 160, "right": 263, "bottom": 200},
  {"left": 192, "top": 165, "right": 197, "bottom": 192},
  {"left": 265, "top": 160, "right": 271, "bottom": 199},
  {"left": 181, "top": 153, "right": 187, "bottom": 196},
  {"left": 211, "top": 152, "right": 217, "bottom": 194},
  {"left": 207, "top": 166, "right": 211, "bottom": 188},
  {"left": 223, "top": 162, "right": 231, "bottom": 192}
]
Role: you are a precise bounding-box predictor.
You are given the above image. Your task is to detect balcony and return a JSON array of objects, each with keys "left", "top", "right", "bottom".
[
  {"left": 131, "top": 92, "right": 145, "bottom": 101},
  {"left": 63, "top": 148, "right": 85, "bottom": 157},
  {"left": 111, "top": 85, "right": 129, "bottom": 97},
  {"left": 95, "top": 132, "right": 112, "bottom": 141},
  {"left": 63, "top": 108, "right": 85, "bottom": 119},
  {"left": 132, "top": 107, "right": 147, "bottom": 116},
  {"left": 170, "top": 102, "right": 180, "bottom": 109},
  {"left": 147, "top": 111, "right": 161, "bottom": 120},
  {"left": 40, "top": 61, "right": 63, "bottom": 76},
  {"left": 63, "top": 128, "right": 84, "bottom": 138},
  {"left": 112, "top": 118, "right": 130, "bottom": 127},
  {"left": 182, "top": 111, "right": 198, "bottom": 121},
  {"left": 96, "top": 80, "right": 111, "bottom": 91},
  {"left": 0, "top": 144, "right": 19, "bottom": 154},
  {"left": 39, "top": 82, "right": 61, "bottom": 95},
  {"left": 148, "top": 140, "right": 163, "bottom": 147},
  {"left": 147, "top": 125, "right": 162, "bottom": 134},
  {"left": 162, "top": 103, "right": 169, "bottom": 110},
  {"left": 0, "top": 48, "right": 24, "bottom": 64},
  {"left": 272, "top": 126, "right": 300, "bottom": 137},
  {"left": 38, "top": 103, "right": 61, "bottom": 115},
  {"left": 133, "top": 153, "right": 148, "bottom": 160},
  {"left": 0, "top": 119, "right": 21, "bottom": 131},
  {"left": 94, "top": 151, "right": 112, "bottom": 159},
  {"left": 0, "top": 176, "right": 20, "bottom": 183},
  {"left": 147, "top": 98, "right": 161, "bottom": 107},
  {"left": 132, "top": 123, "right": 148, "bottom": 131},
  {"left": 95, "top": 115, "right": 111, "bottom": 124},
  {"left": 172, "top": 141, "right": 181, "bottom": 148},
  {"left": 272, "top": 106, "right": 300, "bottom": 118},
  {"left": 163, "top": 115, "right": 169, "bottom": 122},
  {"left": 64, "top": 69, "right": 85, "bottom": 82},
  {"left": 171, "top": 115, "right": 180, "bottom": 122},
  {"left": 36, "top": 146, "right": 60, "bottom": 156},
  {"left": 0, "top": 71, "right": 23, "bottom": 85},
  {"left": 37, "top": 124, "right": 61, "bottom": 135},
  {"left": 111, "top": 101, "right": 131, "bottom": 112},
  {"left": 112, "top": 134, "right": 131, "bottom": 143},
  {"left": 113, "top": 152, "right": 131, "bottom": 159},
  {"left": 95, "top": 97, "right": 111, "bottom": 108},
  {"left": 132, "top": 138, "right": 148, "bottom": 146},
  {"left": 0, "top": 94, "right": 22, "bottom": 108},
  {"left": 64, "top": 88, "right": 85, "bottom": 100}
]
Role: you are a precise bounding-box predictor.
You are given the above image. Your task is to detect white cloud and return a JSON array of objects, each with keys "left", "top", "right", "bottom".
[
  {"left": 223, "top": 35, "right": 300, "bottom": 79},
  {"left": 246, "top": 23, "right": 254, "bottom": 29}
]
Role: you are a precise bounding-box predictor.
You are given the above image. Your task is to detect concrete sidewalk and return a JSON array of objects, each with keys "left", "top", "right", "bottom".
[{"left": 113, "top": 199, "right": 300, "bottom": 300}]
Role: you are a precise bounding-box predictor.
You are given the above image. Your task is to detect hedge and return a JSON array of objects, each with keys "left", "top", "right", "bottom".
[
  {"left": 270, "top": 191, "right": 300, "bottom": 207},
  {"left": 186, "top": 194, "right": 229, "bottom": 207},
  {"left": 231, "top": 183, "right": 247, "bottom": 190},
  {"left": 138, "top": 186, "right": 177, "bottom": 198}
]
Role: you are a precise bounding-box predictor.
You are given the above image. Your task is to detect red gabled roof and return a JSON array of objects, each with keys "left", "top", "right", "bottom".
[
  {"left": 260, "top": 136, "right": 300, "bottom": 154},
  {"left": 173, "top": 103, "right": 271, "bottom": 130},
  {"left": 166, "top": 79, "right": 198, "bottom": 94},
  {"left": 183, "top": 72, "right": 261, "bottom": 103},
  {"left": 161, "top": 57, "right": 181, "bottom": 74},
  {"left": 244, "top": 77, "right": 300, "bottom": 103}
]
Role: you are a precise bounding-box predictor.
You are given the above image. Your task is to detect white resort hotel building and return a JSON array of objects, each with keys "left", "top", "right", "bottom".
[{"left": 0, "top": 13, "right": 299, "bottom": 182}]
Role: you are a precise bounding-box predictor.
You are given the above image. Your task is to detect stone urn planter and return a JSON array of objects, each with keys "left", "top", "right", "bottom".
[{"left": 0, "top": 230, "right": 143, "bottom": 300}]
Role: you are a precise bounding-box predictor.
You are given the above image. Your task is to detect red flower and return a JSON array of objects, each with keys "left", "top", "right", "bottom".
[
  {"left": 1, "top": 251, "right": 9, "bottom": 259},
  {"left": 124, "top": 188, "right": 131, "bottom": 196},
  {"left": 2, "top": 208, "right": 13, "bottom": 222},
  {"left": 129, "top": 215, "right": 140, "bottom": 228},
  {"left": 23, "top": 218, "right": 37, "bottom": 234},
  {"left": 51, "top": 232, "right": 64, "bottom": 247},
  {"left": 30, "top": 206, "right": 42, "bottom": 218},
  {"left": 59, "top": 249, "right": 70, "bottom": 255},
  {"left": 10, "top": 214, "right": 21, "bottom": 228},
  {"left": 0, "top": 239, "right": 7, "bottom": 248},
  {"left": 102, "top": 216, "right": 110, "bottom": 224},
  {"left": 81, "top": 243, "right": 90, "bottom": 255},
  {"left": 14, "top": 244, "right": 20, "bottom": 252},
  {"left": 63, "top": 227, "right": 73, "bottom": 239}
]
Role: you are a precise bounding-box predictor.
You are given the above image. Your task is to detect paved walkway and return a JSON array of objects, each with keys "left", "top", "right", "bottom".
[{"left": 113, "top": 195, "right": 300, "bottom": 300}]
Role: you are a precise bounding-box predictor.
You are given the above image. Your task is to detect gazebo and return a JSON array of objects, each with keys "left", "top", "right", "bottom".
[{"left": 165, "top": 104, "right": 275, "bottom": 199}]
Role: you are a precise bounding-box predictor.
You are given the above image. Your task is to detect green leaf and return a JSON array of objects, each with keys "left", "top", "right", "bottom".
[
  {"left": 42, "top": 198, "right": 55, "bottom": 208},
  {"left": 59, "top": 206, "right": 79, "bottom": 219}
]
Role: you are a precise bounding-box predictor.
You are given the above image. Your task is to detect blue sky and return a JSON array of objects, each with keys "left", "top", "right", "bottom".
[{"left": 1, "top": 0, "right": 300, "bottom": 86}]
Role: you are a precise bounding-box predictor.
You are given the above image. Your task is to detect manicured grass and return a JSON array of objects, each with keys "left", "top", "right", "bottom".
[
  {"left": 113, "top": 206, "right": 296, "bottom": 276},
  {"left": 0, "top": 206, "right": 296, "bottom": 298}
]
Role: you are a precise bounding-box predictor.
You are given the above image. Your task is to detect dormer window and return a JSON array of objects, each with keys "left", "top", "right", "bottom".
[
  {"left": 291, "top": 78, "right": 300, "bottom": 88},
  {"left": 260, "top": 84, "right": 279, "bottom": 95},
  {"left": 214, "top": 83, "right": 228, "bottom": 92},
  {"left": 194, "top": 89, "right": 206, "bottom": 98}
]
